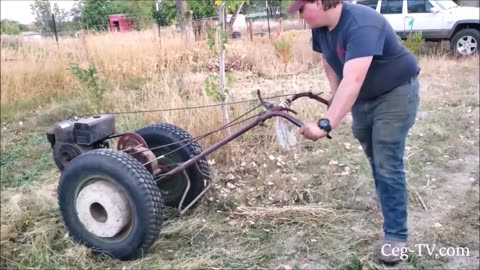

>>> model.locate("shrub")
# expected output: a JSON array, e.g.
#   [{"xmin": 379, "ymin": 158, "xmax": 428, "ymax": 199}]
[
  {"xmin": 398, "ymin": 32, "xmax": 425, "ymax": 55},
  {"xmin": 66, "ymin": 53, "xmax": 107, "ymax": 110},
  {"xmin": 272, "ymin": 33, "xmax": 293, "ymax": 72}
]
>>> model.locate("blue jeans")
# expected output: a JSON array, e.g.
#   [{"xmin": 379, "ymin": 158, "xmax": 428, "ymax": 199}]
[{"xmin": 351, "ymin": 77, "xmax": 420, "ymax": 241}]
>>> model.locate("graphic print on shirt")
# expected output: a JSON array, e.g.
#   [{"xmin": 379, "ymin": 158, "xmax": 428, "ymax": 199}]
[{"xmin": 336, "ymin": 43, "xmax": 345, "ymax": 64}]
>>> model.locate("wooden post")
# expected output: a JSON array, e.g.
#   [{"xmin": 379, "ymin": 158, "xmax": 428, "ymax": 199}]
[
  {"xmin": 248, "ymin": 19, "xmax": 253, "ymax": 41},
  {"xmin": 279, "ymin": 17, "xmax": 283, "ymax": 33},
  {"xmin": 157, "ymin": 23, "xmax": 162, "ymax": 52},
  {"xmin": 266, "ymin": 6, "xmax": 271, "ymax": 38},
  {"xmin": 79, "ymin": 30, "xmax": 89, "ymax": 61}
]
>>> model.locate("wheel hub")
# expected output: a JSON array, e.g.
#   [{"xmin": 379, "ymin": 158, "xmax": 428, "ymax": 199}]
[
  {"xmin": 457, "ymin": 35, "xmax": 477, "ymax": 55},
  {"xmin": 117, "ymin": 132, "xmax": 160, "ymax": 174},
  {"xmin": 76, "ymin": 180, "xmax": 131, "ymax": 238}
]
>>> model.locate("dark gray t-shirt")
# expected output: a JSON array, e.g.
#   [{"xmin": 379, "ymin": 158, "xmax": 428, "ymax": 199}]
[{"xmin": 312, "ymin": 2, "xmax": 420, "ymax": 101}]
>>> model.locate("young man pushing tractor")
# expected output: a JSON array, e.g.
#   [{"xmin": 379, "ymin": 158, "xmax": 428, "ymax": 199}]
[{"xmin": 289, "ymin": 0, "xmax": 421, "ymax": 265}]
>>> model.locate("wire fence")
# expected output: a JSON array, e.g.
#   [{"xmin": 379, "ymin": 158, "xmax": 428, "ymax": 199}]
[{"xmin": 1, "ymin": 12, "xmax": 309, "ymax": 52}]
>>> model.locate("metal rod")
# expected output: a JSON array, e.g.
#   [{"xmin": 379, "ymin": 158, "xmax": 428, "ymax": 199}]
[
  {"xmin": 180, "ymin": 183, "xmax": 212, "ymax": 215},
  {"xmin": 177, "ymin": 170, "xmax": 191, "ymax": 212},
  {"xmin": 156, "ymin": 110, "xmax": 302, "ymax": 182},
  {"xmin": 51, "ymin": 14, "xmax": 59, "ymax": 46}
]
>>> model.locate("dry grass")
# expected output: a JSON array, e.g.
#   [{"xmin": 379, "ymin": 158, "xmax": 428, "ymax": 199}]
[
  {"xmin": 1, "ymin": 27, "xmax": 479, "ymax": 270},
  {"xmin": 1, "ymin": 27, "xmax": 318, "ymax": 103}
]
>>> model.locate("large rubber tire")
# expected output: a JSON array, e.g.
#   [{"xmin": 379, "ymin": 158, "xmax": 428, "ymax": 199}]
[
  {"xmin": 450, "ymin": 29, "xmax": 479, "ymax": 56},
  {"xmin": 57, "ymin": 149, "xmax": 164, "ymax": 260},
  {"xmin": 135, "ymin": 123, "xmax": 211, "ymax": 209}
]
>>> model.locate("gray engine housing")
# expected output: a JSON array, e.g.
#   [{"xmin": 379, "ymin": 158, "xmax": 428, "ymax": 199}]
[{"xmin": 46, "ymin": 114, "xmax": 116, "ymax": 170}]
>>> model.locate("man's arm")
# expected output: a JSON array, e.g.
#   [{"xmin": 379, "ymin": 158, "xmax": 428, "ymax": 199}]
[
  {"xmin": 323, "ymin": 56, "xmax": 373, "ymax": 129},
  {"xmin": 324, "ymin": 24, "xmax": 385, "ymax": 129},
  {"xmin": 321, "ymin": 55, "xmax": 340, "ymax": 103}
]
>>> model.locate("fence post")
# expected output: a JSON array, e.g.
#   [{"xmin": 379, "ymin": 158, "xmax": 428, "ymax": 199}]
[
  {"xmin": 279, "ymin": 17, "xmax": 283, "ymax": 33},
  {"xmin": 157, "ymin": 23, "xmax": 162, "ymax": 53},
  {"xmin": 79, "ymin": 30, "xmax": 89, "ymax": 61},
  {"xmin": 248, "ymin": 19, "xmax": 253, "ymax": 41},
  {"xmin": 266, "ymin": 6, "xmax": 271, "ymax": 38},
  {"xmin": 51, "ymin": 14, "xmax": 59, "ymax": 46}
]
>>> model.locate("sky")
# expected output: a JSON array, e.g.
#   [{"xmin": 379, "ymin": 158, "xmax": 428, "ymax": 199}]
[{"xmin": 1, "ymin": 0, "xmax": 76, "ymax": 24}]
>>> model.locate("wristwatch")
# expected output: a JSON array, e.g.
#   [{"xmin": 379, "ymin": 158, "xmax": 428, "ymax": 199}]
[{"xmin": 317, "ymin": 118, "xmax": 332, "ymax": 139}]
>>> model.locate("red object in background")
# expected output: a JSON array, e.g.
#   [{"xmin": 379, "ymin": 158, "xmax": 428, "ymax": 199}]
[{"xmin": 108, "ymin": 14, "xmax": 135, "ymax": 32}]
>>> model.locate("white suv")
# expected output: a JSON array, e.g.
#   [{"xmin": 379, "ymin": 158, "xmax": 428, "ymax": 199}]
[{"xmin": 352, "ymin": 0, "xmax": 479, "ymax": 56}]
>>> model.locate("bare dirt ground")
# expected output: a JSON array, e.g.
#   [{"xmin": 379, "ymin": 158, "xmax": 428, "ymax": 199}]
[{"xmin": 1, "ymin": 55, "xmax": 479, "ymax": 269}]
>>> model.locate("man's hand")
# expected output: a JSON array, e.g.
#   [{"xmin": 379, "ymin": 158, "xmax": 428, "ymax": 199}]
[{"xmin": 299, "ymin": 122, "xmax": 328, "ymax": 141}]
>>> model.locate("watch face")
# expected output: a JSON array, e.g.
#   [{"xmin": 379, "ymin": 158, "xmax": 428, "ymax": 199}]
[{"xmin": 319, "ymin": 119, "xmax": 329, "ymax": 127}]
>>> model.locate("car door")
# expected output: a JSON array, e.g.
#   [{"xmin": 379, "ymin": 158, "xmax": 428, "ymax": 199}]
[
  {"xmin": 404, "ymin": 0, "xmax": 444, "ymax": 39},
  {"xmin": 355, "ymin": 0, "xmax": 380, "ymax": 10},
  {"xmin": 379, "ymin": 0, "xmax": 406, "ymax": 37}
]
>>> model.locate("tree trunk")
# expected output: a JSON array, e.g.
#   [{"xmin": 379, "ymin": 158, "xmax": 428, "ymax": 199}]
[
  {"xmin": 176, "ymin": 0, "xmax": 187, "ymax": 32},
  {"xmin": 217, "ymin": 3, "xmax": 230, "ymax": 135},
  {"xmin": 226, "ymin": 1, "xmax": 244, "ymax": 36}
]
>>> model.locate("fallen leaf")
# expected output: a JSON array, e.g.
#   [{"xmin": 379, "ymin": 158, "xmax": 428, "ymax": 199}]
[
  {"xmin": 226, "ymin": 173, "xmax": 235, "ymax": 180},
  {"xmin": 329, "ymin": 160, "xmax": 338, "ymax": 166}
]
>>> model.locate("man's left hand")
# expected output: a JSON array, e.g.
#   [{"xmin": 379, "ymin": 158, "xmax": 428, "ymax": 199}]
[{"xmin": 299, "ymin": 121, "xmax": 328, "ymax": 141}]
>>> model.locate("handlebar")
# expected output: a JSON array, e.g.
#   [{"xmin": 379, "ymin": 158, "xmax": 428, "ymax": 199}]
[{"xmin": 256, "ymin": 90, "xmax": 332, "ymax": 139}]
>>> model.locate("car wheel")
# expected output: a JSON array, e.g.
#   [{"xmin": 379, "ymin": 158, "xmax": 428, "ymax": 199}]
[
  {"xmin": 57, "ymin": 149, "xmax": 164, "ymax": 260},
  {"xmin": 451, "ymin": 29, "xmax": 479, "ymax": 56}
]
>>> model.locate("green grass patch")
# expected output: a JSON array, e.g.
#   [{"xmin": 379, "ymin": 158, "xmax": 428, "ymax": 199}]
[{"xmin": 1, "ymin": 134, "xmax": 54, "ymax": 188}]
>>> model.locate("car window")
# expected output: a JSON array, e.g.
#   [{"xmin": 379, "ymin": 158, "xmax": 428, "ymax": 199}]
[
  {"xmin": 357, "ymin": 0, "xmax": 378, "ymax": 10},
  {"xmin": 380, "ymin": 0, "xmax": 403, "ymax": 14},
  {"xmin": 407, "ymin": 0, "xmax": 433, "ymax": 13}
]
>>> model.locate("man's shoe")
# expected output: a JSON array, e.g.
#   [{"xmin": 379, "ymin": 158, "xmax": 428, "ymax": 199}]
[{"xmin": 374, "ymin": 239, "xmax": 408, "ymax": 265}]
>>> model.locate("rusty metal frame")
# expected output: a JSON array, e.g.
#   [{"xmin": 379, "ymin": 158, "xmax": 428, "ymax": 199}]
[{"xmin": 155, "ymin": 90, "xmax": 330, "ymax": 204}]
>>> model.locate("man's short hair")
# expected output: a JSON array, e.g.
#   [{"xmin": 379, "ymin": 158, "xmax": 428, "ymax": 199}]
[{"xmin": 321, "ymin": 0, "xmax": 343, "ymax": 11}]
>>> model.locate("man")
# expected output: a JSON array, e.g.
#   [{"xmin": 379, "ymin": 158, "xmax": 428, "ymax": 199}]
[{"xmin": 288, "ymin": 0, "xmax": 420, "ymax": 265}]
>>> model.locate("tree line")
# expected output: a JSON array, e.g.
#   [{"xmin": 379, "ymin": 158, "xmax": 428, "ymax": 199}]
[{"xmin": 0, "ymin": 0, "xmax": 286, "ymax": 37}]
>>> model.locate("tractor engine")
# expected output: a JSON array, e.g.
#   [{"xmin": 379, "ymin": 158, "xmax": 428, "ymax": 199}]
[{"xmin": 46, "ymin": 114, "xmax": 116, "ymax": 170}]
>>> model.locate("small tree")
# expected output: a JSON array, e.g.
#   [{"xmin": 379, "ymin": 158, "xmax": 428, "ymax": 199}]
[
  {"xmin": 30, "ymin": 0, "xmax": 53, "ymax": 34},
  {"xmin": 0, "ymin": 20, "xmax": 21, "ymax": 35}
]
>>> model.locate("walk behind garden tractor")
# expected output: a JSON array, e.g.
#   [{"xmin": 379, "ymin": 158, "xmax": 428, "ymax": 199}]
[{"xmin": 45, "ymin": 91, "xmax": 329, "ymax": 260}]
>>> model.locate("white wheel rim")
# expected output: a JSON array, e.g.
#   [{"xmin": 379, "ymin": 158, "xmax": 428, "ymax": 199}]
[
  {"xmin": 456, "ymin": 35, "xmax": 478, "ymax": 55},
  {"xmin": 75, "ymin": 180, "xmax": 131, "ymax": 238}
]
